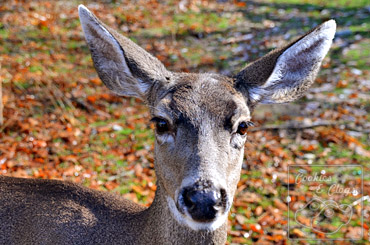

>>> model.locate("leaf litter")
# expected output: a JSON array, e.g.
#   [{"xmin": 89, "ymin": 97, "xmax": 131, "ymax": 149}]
[{"xmin": 0, "ymin": 0, "xmax": 369, "ymax": 243}]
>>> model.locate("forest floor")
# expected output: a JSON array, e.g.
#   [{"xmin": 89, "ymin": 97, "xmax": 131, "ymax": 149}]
[{"xmin": 1, "ymin": 0, "xmax": 369, "ymax": 243}]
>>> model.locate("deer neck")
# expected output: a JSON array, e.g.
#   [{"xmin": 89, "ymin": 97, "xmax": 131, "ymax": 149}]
[{"xmin": 136, "ymin": 182, "xmax": 228, "ymax": 245}]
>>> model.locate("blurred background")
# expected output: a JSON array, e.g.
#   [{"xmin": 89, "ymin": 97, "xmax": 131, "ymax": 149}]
[{"xmin": 0, "ymin": 0, "xmax": 369, "ymax": 243}]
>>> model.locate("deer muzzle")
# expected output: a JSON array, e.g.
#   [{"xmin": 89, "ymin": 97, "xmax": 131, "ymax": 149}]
[{"xmin": 178, "ymin": 180, "xmax": 228, "ymax": 222}]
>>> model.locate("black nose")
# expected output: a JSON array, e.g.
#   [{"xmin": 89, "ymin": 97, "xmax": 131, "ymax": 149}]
[{"xmin": 181, "ymin": 184, "xmax": 226, "ymax": 222}]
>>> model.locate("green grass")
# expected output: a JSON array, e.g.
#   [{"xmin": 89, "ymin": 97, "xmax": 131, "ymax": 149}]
[
  {"xmin": 0, "ymin": 28, "xmax": 9, "ymax": 39},
  {"xmin": 341, "ymin": 40, "xmax": 370, "ymax": 70},
  {"xmin": 173, "ymin": 11, "xmax": 232, "ymax": 34},
  {"xmin": 265, "ymin": 0, "xmax": 369, "ymax": 8},
  {"xmin": 134, "ymin": 10, "xmax": 239, "ymax": 37}
]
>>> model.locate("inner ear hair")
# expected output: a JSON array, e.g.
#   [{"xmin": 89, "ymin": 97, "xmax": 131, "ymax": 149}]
[
  {"xmin": 78, "ymin": 5, "xmax": 171, "ymax": 102},
  {"xmin": 235, "ymin": 20, "xmax": 336, "ymax": 105}
]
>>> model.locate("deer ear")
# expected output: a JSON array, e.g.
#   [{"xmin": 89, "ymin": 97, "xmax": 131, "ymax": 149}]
[
  {"xmin": 78, "ymin": 5, "xmax": 171, "ymax": 101},
  {"xmin": 235, "ymin": 20, "xmax": 336, "ymax": 105}
]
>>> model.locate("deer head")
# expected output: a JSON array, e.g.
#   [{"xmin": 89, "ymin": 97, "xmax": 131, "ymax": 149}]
[{"xmin": 79, "ymin": 5, "xmax": 335, "ymax": 231}]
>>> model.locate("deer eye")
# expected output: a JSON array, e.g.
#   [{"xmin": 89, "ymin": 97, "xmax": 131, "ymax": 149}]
[
  {"xmin": 151, "ymin": 118, "xmax": 170, "ymax": 134},
  {"xmin": 236, "ymin": 121, "xmax": 253, "ymax": 135}
]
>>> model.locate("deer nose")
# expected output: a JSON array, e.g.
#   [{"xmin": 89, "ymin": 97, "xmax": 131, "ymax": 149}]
[{"xmin": 181, "ymin": 185, "xmax": 226, "ymax": 222}]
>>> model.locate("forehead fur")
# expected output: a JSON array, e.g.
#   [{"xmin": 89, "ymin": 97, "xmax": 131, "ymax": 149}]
[{"xmin": 154, "ymin": 73, "xmax": 247, "ymax": 127}]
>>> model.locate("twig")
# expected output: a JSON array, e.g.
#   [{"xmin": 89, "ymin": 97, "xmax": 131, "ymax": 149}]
[
  {"xmin": 71, "ymin": 96, "xmax": 110, "ymax": 118},
  {"xmin": 345, "ymin": 125, "xmax": 370, "ymax": 134},
  {"xmin": 50, "ymin": 83, "xmax": 75, "ymax": 110},
  {"xmin": 249, "ymin": 120, "xmax": 370, "ymax": 133}
]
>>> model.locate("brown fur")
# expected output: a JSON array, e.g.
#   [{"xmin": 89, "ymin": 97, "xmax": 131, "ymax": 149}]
[{"xmin": 0, "ymin": 176, "xmax": 226, "ymax": 244}]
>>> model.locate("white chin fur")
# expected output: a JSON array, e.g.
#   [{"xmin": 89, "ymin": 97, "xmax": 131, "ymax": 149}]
[{"xmin": 166, "ymin": 196, "xmax": 228, "ymax": 231}]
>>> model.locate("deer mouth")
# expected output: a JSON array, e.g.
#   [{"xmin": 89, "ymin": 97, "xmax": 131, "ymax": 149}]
[{"xmin": 166, "ymin": 195, "xmax": 229, "ymax": 231}]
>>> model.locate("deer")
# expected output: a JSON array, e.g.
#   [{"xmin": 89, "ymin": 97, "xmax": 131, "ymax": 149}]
[{"xmin": 0, "ymin": 5, "xmax": 336, "ymax": 245}]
